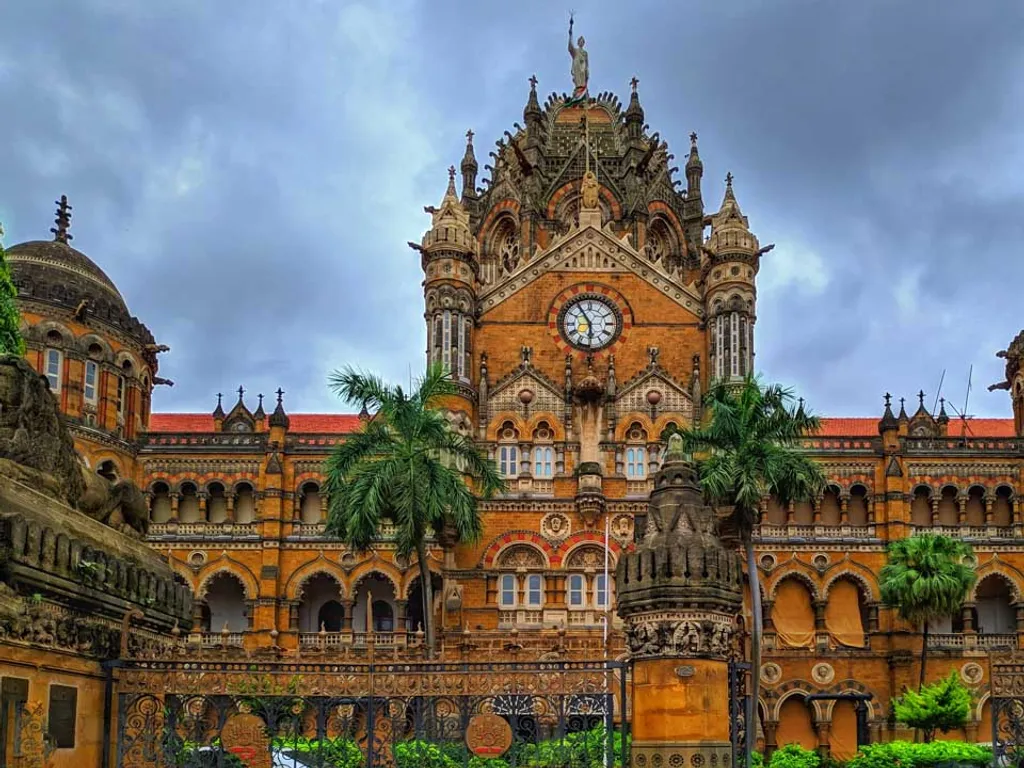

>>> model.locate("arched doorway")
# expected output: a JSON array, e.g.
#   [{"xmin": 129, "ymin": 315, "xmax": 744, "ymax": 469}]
[
  {"xmin": 298, "ymin": 573, "xmax": 344, "ymax": 632},
  {"xmin": 352, "ymin": 574, "xmax": 397, "ymax": 641},
  {"xmin": 406, "ymin": 573, "xmax": 443, "ymax": 634}
]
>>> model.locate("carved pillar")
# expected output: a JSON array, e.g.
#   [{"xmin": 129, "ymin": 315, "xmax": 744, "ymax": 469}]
[
  {"xmin": 930, "ymin": 498, "xmax": 940, "ymax": 525},
  {"xmin": 245, "ymin": 600, "xmax": 255, "ymax": 631},
  {"xmin": 815, "ymin": 722, "xmax": 831, "ymax": 760},
  {"xmin": 225, "ymin": 496, "xmax": 235, "ymax": 522},
  {"xmin": 395, "ymin": 599, "xmax": 408, "ymax": 634},
  {"xmin": 762, "ymin": 600, "xmax": 775, "ymax": 631},
  {"xmin": 812, "ymin": 497, "xmax": 822, "ymax": 523},
  {"xmin": 839, "ymin": 495, "xmax": 850, "ymax": 524},
  {"xmin": 961, "ymin": 603, "xmax": 976, "ymax": 633},
  {"xmin": 868, "ymin": 497, "xmax": 879, "ymax": 524},
  {"xmin": 197, "ymin": 492, "xmax": 209, "ymax": 523},
  {"xmin": 342, "ymin": 600, "xmax": 356, "ymax": 632},
  {"xmin": 319, "ymin": 495, "xmax": 328, "ymax": 523},
  {"xmin": 617, "ymin": 438, "xmax": 744, "ymax": 767},
  {"xmin": 288, "ymin": 602, "xmax": 299, "ymax": 631},
  {"xmin": 813, "ymin": 600, "xmax": 827, "ymax": 630},
  {"xmin": 957, "ymin": 496, "xmax": 967, "ymax": 525},
  {"xmin": 292, "ymin": 496, "xmax": 302, "ymax": 521},
  {"xmin": 785, "ymin": 501, "xmax": 795, "ymax": 524},
  {"xmin": 170, "ymin": 495, "xmax": 180, "ymax": 522},
  {"xmin": 867, "ymin": 604, "xmax": 880, "ymax": 633},
  {"xmin": 763, "ymin": 721, "xmax": 779, "ymax": 762},
  {"xmin": 985, "ymin": 496, "xmax": 995, "ymax": 525}
]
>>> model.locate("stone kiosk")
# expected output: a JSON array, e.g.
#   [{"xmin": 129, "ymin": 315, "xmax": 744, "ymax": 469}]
[{"xmin": 617, "ymin": 435, "xmax": 744, "ymax": 766}]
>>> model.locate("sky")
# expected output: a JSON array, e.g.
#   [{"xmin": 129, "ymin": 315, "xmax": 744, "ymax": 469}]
[{"xmin": 1, "ymin": 0, "xmax": 1023, "ymax": 419}]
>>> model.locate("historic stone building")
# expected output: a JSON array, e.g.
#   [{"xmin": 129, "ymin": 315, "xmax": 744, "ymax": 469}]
[{"xmin": 6, "ymin": 59, "xmax": 1024, "ymax": 763}]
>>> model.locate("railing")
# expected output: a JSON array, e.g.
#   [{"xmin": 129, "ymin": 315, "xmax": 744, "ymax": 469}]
[
  {"xmin": 298, "ymin": 630, "xmax": 414, "ymax": 650},
  {"xmin": 978, "ymin": 634, "xmax": 1017, "ymax": 650},
  {"xmin": 928, "ymin": 633, "xmax": 1018, "ymax": 650},
  {"xmin": 904, "ymin": 437, "xmax": 1024, "ymax": 454},
  {"xmin": 142, "ymin": 432, "xmax": 267, "ymax": 448},
  {"xmin": 626, "ymin": 480, "xmax": 653, "ymax": 497},
  {"xmin": 148, "ymin": 522, "xmax": 259, "ymax": 537},
  {"xmin": 197, "ymin": 632, "xmax": 244, "ymax": 648},
  {"xmin": 927, "ymin": 634, "xmax": 965, "ymax": 649},
  {"xmin": 912, "ymin": 524, "xmax": 1018, "ymax": 540},
  {"xmin": 498, "ymin": 610, "xmax": 544, "ymax": 627},
  {"xmin": 756, "ymin": 524, "xmax": 877, "ymax": 540}
]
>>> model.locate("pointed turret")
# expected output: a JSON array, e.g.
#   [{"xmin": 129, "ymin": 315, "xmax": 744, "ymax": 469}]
[
  {"xmin": 703, "ymin": 174, "xmax": 771, "ymax": 383},
  {"xmin": 625, "ymin": 77, "xmax": 644, "ymax": 141},
  {"xmin": 937, "ymin": 397, "xmax": 950, "ymax": 435},
  {"xmin": 212, "ymin": 392, "xmax": 225, "ymax": 431},
  {"xmin": 268, "ymin": 388, "xmax": 290, "ymax": 429},
  {"xmin": 878, "ymin": 393, "xmax": 898, "ymax": 434},
  {"xmin": 686, "ymin": 132, "xmax": 703, "ymax": 197},
  {"xmin": 254, "ymin": 393, "xmax": 266, "ymax": 421},
  {"xmin": 221, "ymin": 386, "xmax": 255, "ymax": 433},
  {"xmin": 524, "ymin": 74, "xmax": 544, "ymax": 145},
  {"xmin": 460, "ymin": 130, "xmax": 478, "ymax": 201}
]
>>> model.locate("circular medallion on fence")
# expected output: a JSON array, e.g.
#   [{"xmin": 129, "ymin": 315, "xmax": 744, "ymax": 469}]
[
  {"xmin": 466, "ymin": 713, "xmax": 513, "ymax": 757},
  {"xmin": 220, "ymin": 713, "xmax": 271, "ymax": 768}
]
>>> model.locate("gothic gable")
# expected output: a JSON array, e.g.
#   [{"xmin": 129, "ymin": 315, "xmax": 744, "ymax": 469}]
[
  {"xmin": 477, "ymin": 221, "xmax": 702, "ymax": 316},
  {"xmin": 615, "ymin": 367, "xmax": 693, "ymax": 424},
  {"xmin": 488, "ymin": 361, "xmax": 565, "ymax": 419}
]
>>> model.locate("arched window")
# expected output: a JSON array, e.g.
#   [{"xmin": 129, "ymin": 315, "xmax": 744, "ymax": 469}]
[
  {"xmin": 776, "ymin": 695, "xmax": 817, "ymax": 751},
  {"xmin": 771, "ymin": 578, "xmax": 816, "ymax": 649},
  {"xmin": 644, "ymin": 217, "xmax": 674, "ymax": 264},
  {"xmin": 495, "ymin": 218, "xmax": 520, "ymax": 275},
  {"xmin": 765, "ymin": 495, "xmax": 787, "ymax": 526},
  {"xmin": 298, "ymin": 573, "xmax": 343, "ymax": 632},
  {"xmin": 937, "ymin": 486, "xmax": 958, "ymax": 527},
  {"xmin": 83, "ymin": 349, "xmax": 99, "ymax": 406},
  {"xmin": 848, "ymin": 485, "xmax": 869, "ymax": 527},
  {"xmin": 178, "ymin": 482, "xmax": 201, "ymax": 523},
  {"xmin": 300, "ymin": 482, "xmax": 322, "ymax": 524},
  {"xmin": 202, "ymin": 573, "xmax": 247, "ymax": 633},
  {"xmin": 819, "ymin": 487, "xmax": 841, "ymax": 526},
  {"xmin": 150, "ymin": 481, "xmax": 172, "ymax": 524},
  {"xmin": 594, "ymin": 573, "xmax": 608, "ymax": 609},
  {"xmin": 207, "ymin": 482, "xmax": 228, "ymax": 524},
  {"xmin": 825, "ymin": 577, "xmax": 869, "ymax": 648},
  {"xmin": 44, "ymin": 346, "xmax": 63, "ymax": 393},
  {"xmin": 625, "ymin": 423, "xmax": 647, "ymax": 479},
  {"xmin": 497, "ymin": 422, "xmax": 519, "ymax": 478},
  {"xmin": 234, "ymin": 483, "xmax": 256, "ymax": 524},
  {"xmin": 430, "ymin": 310, "xmax": 472, "ymax": 381},
  {"xmin": 372, "ymin": 600, "xmax": 394, "ymax": 632},
  {"xmin": 993, "ymin": 486, "xmax": 1014, "ymax": 527},
  {"xmin": 976, "ymin": 576, "xmax": 1016, "ymax": 635},
  {"xmin": 911, "ymin": 487, "xmax": 932, "ymax": 527},
  {"xmin": 533, "ymin": 446, "xmax": 553, "ymax": 478},
  {"xmin": 965, "ymin": 486, "xmax": 986, "ymax": 527}
]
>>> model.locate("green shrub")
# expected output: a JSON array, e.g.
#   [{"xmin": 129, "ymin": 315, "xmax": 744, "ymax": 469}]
[
  {"xmin": 845, "ymin": 740, "xmax": 993, "ymax": 768},
  {"xmin": 767, "ymin": 744, "xmax": 819, "ymax": 768},
  {"xmin": 892, "ymin": 672, "xmax": 972, "ymax": 742}
]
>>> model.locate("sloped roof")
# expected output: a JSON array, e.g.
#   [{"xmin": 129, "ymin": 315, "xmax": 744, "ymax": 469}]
[
  {"xmin": 816, "ymin": 417, "xmax": 1015, "ymax": 438},
  {"xmin": 147, "ymin": 413, "xmax": 363, "ymax": 433}
]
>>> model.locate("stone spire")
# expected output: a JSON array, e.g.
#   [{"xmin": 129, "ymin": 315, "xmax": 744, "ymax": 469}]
[
  {"xmin": 625, "ymin": 76, "xmax": 644, "ymax": 141},
  {"xmin": 417, "ymin": 166, "xmax": 475, "ymax": 257},
  {"xmin": 460, "ymin": 129, "xmax": 478, "ymax": 200},
  {"xmin": 212, "ymin": 392, "xmax": 225, "ymax": 420},
  {"xmin": 524, "ymin": 74, "xmax": 544, "ymax": 141},
  {"xmin": 268, "ymin": 388, "xmax": 290, "ymax": 429},
  {"xmin": 878, "ymin": 393, "xmax": 898, "ymax": 433},
  {"xmin": 253, "ymin": 393, "xmax": 266, "ymax": 420},
  {"xmin": 706, "ymin": 173, "xmax": 759, "ymax": 257},
  {"xmin": 50, "ymin": 195, "xmax": 73, "ymax": 244},
  {"xmin": 685, "ymin": 132, "xmax": 703, "ymax": 196}
]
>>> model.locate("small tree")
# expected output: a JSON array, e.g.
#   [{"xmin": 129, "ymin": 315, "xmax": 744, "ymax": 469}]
[
  {"xmin": 879, "ymin": 534, "xmax": 976, "ymax": 689},
  {"xmin": 323, "ymin": 362, "xmax": 505, "ymax": 657},
  {"xmin": 0, "ymin": 224, "xmax": 25, "ymax": 356},
  {"xmin": 892, "ymin": 671, "xmax": 971, "ymax": 742},
  {"xmin": 680, "ymin": 375, "xmax": 826, "ymax": 768}
]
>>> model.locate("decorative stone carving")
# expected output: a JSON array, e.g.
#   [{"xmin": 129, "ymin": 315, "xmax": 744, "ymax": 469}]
[
  {"xmin": 610, "ymin": 513, "xmax": 633, "ymax": 543},
  {"xmin": 565, "ymin": 545, "xmax": 606, "ymax": 570},
  {"xmin": 761, "ymin": 662, "xmax": 783, "ymax": 685},
  {"xmin": 221, "ymin": 713, "xmax": 271, "ymax": 768},
  {"xmin": 541, "ymin": 512, "xmax": 570, "ymax": 540},
  {"xmin": 811, "ymin": 662, "xmax": 835, "ymax": 685},
  {"xmin": 497, "ymin": 544, "xmax": 545, "ymax": 569},
  {"xmin": 617, "ymin": 434, "xmax": 744, "ymax": 661},
  {"xmin": 961, "ymin": 662, "xmax": 984, "ymax": 685}
]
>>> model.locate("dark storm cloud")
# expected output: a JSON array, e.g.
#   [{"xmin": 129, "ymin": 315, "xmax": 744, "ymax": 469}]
[{"xmin": 1, "ymin": 1, "xmax": 1022, "ymax": 418}]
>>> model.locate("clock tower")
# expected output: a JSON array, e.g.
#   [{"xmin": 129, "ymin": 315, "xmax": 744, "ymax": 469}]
[{"xmin": 415, "ymin": 47, "xmax": 765, "ymax": 633}]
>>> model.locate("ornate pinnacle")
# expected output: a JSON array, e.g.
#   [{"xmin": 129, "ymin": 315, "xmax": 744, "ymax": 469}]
[
  {"xmin": 529, "ymin": 74, "xmax": 538, "ymax": 90},
  {"xmin": 276, "ymin": 387, "xmax": 284, "ymax": 404},
  {"xmin": 690, "ymin": 132, "xmax": 698, "ymax": 146},
  {"xmin": 630, "ymin": 76, "xmax": 639, "ymax": 93},
  {"xmin": 884, "ymin": 392, "xmax": 892, "ymax": 407},
  {"xmin": 465, "ymin": 129, "xmax": 474, "ymax": 145},
  {"xmin": 51, "ymin": 195, "xmax": 73, "ymax": 244},
  {"xmin": 237, "ymin": 385, "xmax": 245, "ymax": 401},
  {"xmin": 725, "ymin": 172, "xmax": 734, "ymax": 187},
  {"xmin": 918, "ymin": 390, "xmax": 926, "ymax": 407}
]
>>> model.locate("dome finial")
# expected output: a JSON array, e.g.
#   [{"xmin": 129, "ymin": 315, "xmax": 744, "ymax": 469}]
[
  {"xmin": 51, "ymin": 195, "xmax": 73, "ymax": 244},
  {"xmin": 446, "ymin": 165, "xmax": 457, "ymax": 199}
]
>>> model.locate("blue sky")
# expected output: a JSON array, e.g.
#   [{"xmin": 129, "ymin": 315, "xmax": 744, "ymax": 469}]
[{"xmin": 1, "ymin": 1, "xmax": 1022, "ymax": 418}]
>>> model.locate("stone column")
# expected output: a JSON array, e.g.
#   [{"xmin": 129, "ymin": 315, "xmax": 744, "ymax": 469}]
[{"xmin": 617, "ymin": 436, "xmax": 744, "ymax": 767}]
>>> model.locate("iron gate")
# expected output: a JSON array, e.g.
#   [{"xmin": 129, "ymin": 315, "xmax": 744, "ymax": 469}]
[
  {"xmin": 992, "ymin": 653, "xmax": 1024, "ymax": 767},
  {"xmin": 114, "ymin": 658, "xmax": 629, "ymax": 767}
]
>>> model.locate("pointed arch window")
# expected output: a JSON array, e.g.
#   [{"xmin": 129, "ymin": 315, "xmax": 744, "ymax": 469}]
[
  {"xmin": 498, "ymin": 423, "xmax": 519, "ymax": 478},
  {"xmin": 45, "ymin": 348, "xmax": 63, "ymax": 392},
  {"xmin": 84, "ymin": 361, "xmax": 98, "ymax": 405}
]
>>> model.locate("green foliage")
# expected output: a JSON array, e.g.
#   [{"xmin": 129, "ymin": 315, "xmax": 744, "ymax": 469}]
[
  {"xmin": 323, "ymin": 362, "xmax": 505, "ymax": 653},
  {"xmin": 844, "ymin": 740, "xmax": 993, "ymax": 768},
  {"xmin": 0, "ymin": 225, "xmax": 24, "ymax": 357},
  {"xmin": 273, "ymin": 735, "xmax": 363, "ymax": 768},
  {"xmin": 766, "ymin": 744, "xmax": 819, "ymax": 768},
  {"xmin": 892, "ymin": 672, "xmax": 972, "ymax": 742},
  {"xmin": 680, "ymin": 375, "xmax": 827, "ymax": 540},
  {"xmin": 392, "ymin": 726, "xmax": 627, "ymax": 768},
  {"xmin": 749, "ymin": 751, "xmax": 765, "ymax": 768},
  {"xmin": 879, "ymin": 533, "xmax": 976, "ymax": 686}
]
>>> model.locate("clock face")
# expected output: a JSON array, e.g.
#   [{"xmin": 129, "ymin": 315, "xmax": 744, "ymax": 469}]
[{"xmin": 561, "ymin": 295, "xmax": 621, "ymax": 350}]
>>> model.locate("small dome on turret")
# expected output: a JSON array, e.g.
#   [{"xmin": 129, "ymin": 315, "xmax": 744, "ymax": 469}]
[{"xmin": 705, "ymin": 173, "xmax": 760, "ymax": 256}]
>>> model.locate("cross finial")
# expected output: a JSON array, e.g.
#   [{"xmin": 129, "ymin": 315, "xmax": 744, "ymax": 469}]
[
  {"xmin": 884, "ymin": 393, "xmax": 891, "ymax": 407},
  {"xmin": 276, "ymin": 388, "xmax": 284, "ymax": 404},
  {"xmin": 918, "ymin": 390, "xmax": 925, "ymax": 406},
  {"xmin": 529, "ymin": 74, "xmax": 538, "ymax": 89},
  {"xmin": 725, "ymin": 172, "xmax": 734, "ymax": 187},
  {"xmin": 51, "ymin": 194, "xmax": 73, "ymax": 243},
  {"xmin": 690, "ymin": 132, "xmax": 698, "ymax": 145},
  {"xmin": 448, "ymin": 165, "xmax": 456, "ymax": 181},
  {"xmin": 257, "ymin": 393, "xmax": 264, "ymax": 407},
  {"xmin": 900, "ymin": 397, "xmax": 905, "ymax": 408},
  {"xmin": 466, "ymin": 129, "xmax": 474, "ymax": 144},
  {"xmin": 216, "ymin": 392, "xmax": 223, "ymax": 407},
  {"xmin": 237, "ymin": 385, "xmax": 245, "ymax": 401},
  {"xmin": 630, "ymin": 76, "xmax": 639, "ymax": 93}
]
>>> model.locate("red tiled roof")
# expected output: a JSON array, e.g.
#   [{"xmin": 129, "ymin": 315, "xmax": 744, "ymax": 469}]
[
  {"xmin": 816, "ymin": 417, "xmax": 1015, "ymax": 438},
  {"xmin": 146, "ymin": 413, "xmax": 1016, "ymax": 438},
  {"xmin": 147, "ymin": 413, "xmax": 363, "ymax": 433}
]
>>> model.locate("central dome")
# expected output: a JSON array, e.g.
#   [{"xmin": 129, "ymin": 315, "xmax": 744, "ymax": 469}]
[{"xmin": 7, "ymin": 239, "xmax": 129, "ymax": 314}]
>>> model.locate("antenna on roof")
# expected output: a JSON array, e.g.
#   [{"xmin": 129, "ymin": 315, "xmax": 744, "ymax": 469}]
[{"xmin": 931, "ymin": 369, "xmax": 945, "ymax": 417}]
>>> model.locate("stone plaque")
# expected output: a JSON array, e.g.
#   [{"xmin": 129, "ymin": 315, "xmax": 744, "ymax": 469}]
[
  {"xmin": 220, "ymin": 713, "xmax": 271, "ymax": 768},
  {"xmin": 675, "ymin": 665, "xmax": 695, "ymax": 678},
  {"xmin": 466, "ymin": 713, "xmax": 513, "ymax": 757}
]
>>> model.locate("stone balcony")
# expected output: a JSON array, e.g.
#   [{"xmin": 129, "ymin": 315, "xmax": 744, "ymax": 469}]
[
  {"xmin": 755, "ymin": 524, "xmax": 878, "ymax": 542},
  {"xmin": 927, "ymin": 633, "xmax": 1018, "ymax": 651}
]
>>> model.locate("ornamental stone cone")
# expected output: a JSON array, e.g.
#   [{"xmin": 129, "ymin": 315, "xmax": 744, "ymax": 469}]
[{"xmin": 616, "ymin": 434, "xmax": 745, "ymax": 766}]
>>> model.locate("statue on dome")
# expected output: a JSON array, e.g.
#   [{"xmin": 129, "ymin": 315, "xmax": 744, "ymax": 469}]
[{"xmin": 566, "ymin": 14, "xmax": 589, "ymax": 106}]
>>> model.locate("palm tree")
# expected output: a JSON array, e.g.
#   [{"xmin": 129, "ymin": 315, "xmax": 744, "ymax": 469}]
[
  {"xmin": 879, "ymin": 533, "xmax": 976, "ymax": 689},
  {"xmin": 680, "ymin": 375, "xmax": 825, "ymax": 767},
  {"xmin": 323, "ymin": 362, "xmax": 505, "ymax": 657}
]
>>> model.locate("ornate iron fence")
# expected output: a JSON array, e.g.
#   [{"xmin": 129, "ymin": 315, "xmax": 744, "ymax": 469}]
[
  {"xmin": 729, "ymin": 661, "xmax": 751, "ymax": 768},
  {"xmin": 114, "ymin": 658, "xmax": 629, "ymax": 768},
  {"xmin": 992, "ymin": 653, "xmax": 1024, "ymax": 767}
]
